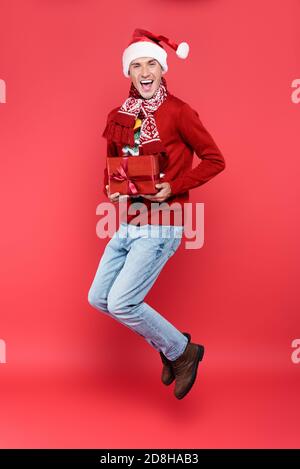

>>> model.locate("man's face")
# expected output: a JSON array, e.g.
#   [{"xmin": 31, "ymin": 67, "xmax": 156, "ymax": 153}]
[{"xmin": 129, "ymin": 57, "xmax": 162, "ymax": 99}]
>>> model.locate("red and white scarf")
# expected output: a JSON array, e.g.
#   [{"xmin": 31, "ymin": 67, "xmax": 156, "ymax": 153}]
[{"xmin": 102, "ymin": 76, "xmax": 169, "ymax": 155}]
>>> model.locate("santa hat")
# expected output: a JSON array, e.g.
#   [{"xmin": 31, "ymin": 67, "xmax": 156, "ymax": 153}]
[{"xmin": 122, "ymin": 28, "xmax": 189, "ymax": 78}]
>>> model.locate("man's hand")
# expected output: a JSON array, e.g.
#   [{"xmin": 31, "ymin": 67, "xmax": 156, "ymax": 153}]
[
  {"xmin": 140, "ymin": 182, "xmax": 172, "ymax": 202},
  {"xmin": 105, "ymin": 185, "xmax": 129, "ymax": 203}
]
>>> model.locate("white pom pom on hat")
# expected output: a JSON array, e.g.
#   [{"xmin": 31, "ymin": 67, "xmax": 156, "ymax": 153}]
[
  {"xmin": 122, "ymin": 28, "xmax": 190, "ymax": 77},
  {"xmin": 176, "ymin": 42, "xmax": 189, "ymax": 59}
]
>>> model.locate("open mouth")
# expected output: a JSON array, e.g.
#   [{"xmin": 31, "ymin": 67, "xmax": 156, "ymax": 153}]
[{"xmin": 140, "ymin": 80, "xmax": 154, "ymax": 92}]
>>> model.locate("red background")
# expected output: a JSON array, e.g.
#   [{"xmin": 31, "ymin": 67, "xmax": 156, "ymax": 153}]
[{"xmin": 1, "ymin": 0, "xmax": 300, "ymax": 448}]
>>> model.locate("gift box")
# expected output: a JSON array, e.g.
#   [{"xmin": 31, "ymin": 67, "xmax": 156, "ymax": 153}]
[{"xmin": 107, "ymin": 154, "xmax": 161, "ymax": 195}]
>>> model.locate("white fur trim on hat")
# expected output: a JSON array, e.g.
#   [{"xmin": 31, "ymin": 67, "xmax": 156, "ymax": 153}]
[{"xmin": 122, "ymin": 41, "xmax": 168, "ymax": 78}]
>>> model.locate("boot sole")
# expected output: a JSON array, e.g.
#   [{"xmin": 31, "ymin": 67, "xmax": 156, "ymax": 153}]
[{"xmin": 175, "ymin": 344, "xmax": 205, "ymax": 400}]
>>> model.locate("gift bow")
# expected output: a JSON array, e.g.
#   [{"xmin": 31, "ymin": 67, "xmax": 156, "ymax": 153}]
[
  {"xmin": 110, "ymin": 159, "xmax": 138, "ymax": 195},
  {"xmin": 109, "ymin": 158, "xmax": 159, "ymax": 196}
]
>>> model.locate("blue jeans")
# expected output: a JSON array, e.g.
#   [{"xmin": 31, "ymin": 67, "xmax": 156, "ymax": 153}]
[{"xmin": 88, "ymin": 222, "xmax": 188, "ymax": 360}]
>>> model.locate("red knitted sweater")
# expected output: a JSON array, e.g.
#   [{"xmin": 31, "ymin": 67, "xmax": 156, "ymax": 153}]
[{"xmin": 103, "ymin": 92, "xmax": 225, "ymax": 226}]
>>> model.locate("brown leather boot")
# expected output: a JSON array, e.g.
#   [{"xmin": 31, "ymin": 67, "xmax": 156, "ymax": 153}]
[
  {"xmin": 159, "ymin": 332, "xmax": 191, "ymax": 386},
  {"xmin": 171, "ymin": 341, "xmax": 205, "ymax": 400}
]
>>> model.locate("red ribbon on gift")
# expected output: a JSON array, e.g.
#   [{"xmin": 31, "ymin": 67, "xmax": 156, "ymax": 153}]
[{"xmin": 109, "ymin": 157, "xmax": 159, "ymax": 195}]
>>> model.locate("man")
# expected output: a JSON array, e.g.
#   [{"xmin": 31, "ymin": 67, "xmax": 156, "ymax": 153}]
[{"xmin": 88, "ymin": 29, "xmax": 225, "ymax": 400}]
